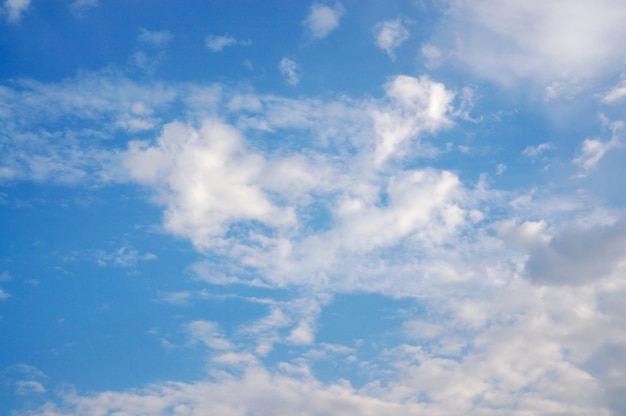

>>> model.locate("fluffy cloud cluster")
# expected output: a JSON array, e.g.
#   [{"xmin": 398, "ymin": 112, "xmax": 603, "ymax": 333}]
[
  {"xmin": 437, "ymin": 0, "xmax": 626, "ymax": 86},
  {"xmin": 303, "ymin": 2, "xmax": 345, "ymax": 39},
  {"xmin": 4, "ymin": 65, "xmax": 626, "ymax": 415}
]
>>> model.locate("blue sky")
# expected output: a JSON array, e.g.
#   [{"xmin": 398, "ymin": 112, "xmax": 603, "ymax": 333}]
[{"xmin": 2, "ymin": 0, "xmax": 626, "ymax": 414}]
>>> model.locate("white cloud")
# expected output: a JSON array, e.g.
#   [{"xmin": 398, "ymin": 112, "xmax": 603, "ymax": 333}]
[
  {"xmin": 205, "ymin": 35, "xmax": 249, "ymax": 52},
  {"xmin": 32, "ymin": 367, "xmax": 424, "ymax": 416},
  {"xmin": 187, "ymin": 321, "xmax": 233, "ymax": 350},
  {"xmin": 0, "ymin": 288, "xmax": 9, "ymax": 300},
  {"xmin": 331, "ymin": 169, "xmax": 466, "ymax": 251},
  {"xmin": 4, "ymin": 52, "xmax": 626, "ymax": 416},
  {"xmin": 94, "ymin": 246, "xmax": 157, "ymax": 268},
  {"xmin": 573, "ymin": 136, "xmax": 621, "ymax": 172},
  {"xmin": 438, "ymin": 0, "xmax": 626, "ymax": 86},
  {"xmin": 157, "ymin": 291, "xmax": 192, "ymax": 306},
  {"xmin": 15, "ymin": 380, "xmax": 46, "ymax": 395},
  {"xmin": 278, "ymin": 57, "xmax": 301, "ymax": 86},
  {"xmin": 138, "ymin": 28, "xmax": 173, "ymax": 47},
  {"xmin": 522, "ymin": 142, "xmax": 553, "ymax": 158},
  {"xmin": 603, "ymin": 78, "xmax": 626, "ymax": 103},
  {"xmin": 0, "ymin": 72, "xmax": 177, "ymax": 184},
  {"xmin": 371, "ymin": 75, "xmax": 455, "ymax": 165},
  {"xmin": 373, "ymin": 19, "xmax": 409, "ymax": 61},
  {"xmin": 3, "ymin": 0, "xmax": 31, "ymax": 23},
  {"xmin": 123, "ymin": 119, "xmax": 297, "ymax": 250},
  {"xmin": 303, "ymin": 2, "xmax": 345, "ymax": 39},
  {"xmin": 496, "ymin": 218, "xmax": 550, "ymax": 250},
  {"xmin": 496, "ymin": 163, "xmax": 506, "ymax": 174}
]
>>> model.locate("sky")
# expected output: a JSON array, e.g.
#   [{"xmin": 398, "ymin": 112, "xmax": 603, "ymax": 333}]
[{"xmin": 1, "ymin": 0, "xmax": 626, "ymax": 414}]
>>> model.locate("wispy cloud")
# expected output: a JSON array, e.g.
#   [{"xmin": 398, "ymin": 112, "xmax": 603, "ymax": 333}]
[
  {"xmin": 573, "ymin": 121, "xmax": 623, "ymax": 173},
  {"xmin": 278, "ymin": 57, "xmax": 302, "ymax": 86},
  {"xmin": 187, "ymin": 321, "xmax": 233, "ymax": 350},
  {"xmin": 205, "ymin": 35, "xmax": 250, "ymax": 52},
  {"xmin": 94, "ymin": 246, "xmax": 157, "ymax": 268},
  {"xmin": 602, "ymin": 78, "xmax": 626, "ymax": 103},
  {"xmin": 3, "ymin": 0, "xmax": 31, "ymax": 23},
  {"xmin": 522, "ymin": 142, "xmax": 553, "ymax": 158},
  {"xmin": 138, "ymin": 28, "xmax": 173, "ymax": 48}
]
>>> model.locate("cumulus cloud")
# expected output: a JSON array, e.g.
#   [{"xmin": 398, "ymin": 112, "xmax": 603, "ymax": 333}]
[
  {"xmin": 303, "ymin": 2, "xmax": 345, "ymax": 39},
  {"xmin": 123, "ymin": 119, "xmax": 296, "ymax": 250},
  {"xmin": 437, "ymin": 0, "xmax": 626, "ymax": 86},
  {"xmin": 5, "ymin": 54, "xmax": 626, "ymax": 416},
  {"xmin": 525, "ymin": 217, "xmax": 626, "ymax": 285},
  {"xmin": 373, "ymin": 18, "xmax": 410, "ymax": 61},
  {"xmin": 3, "ymin": 0, "xmax": 30, "ymax": 23},
  {"xmin": 278, "ymin": 57, "xmax": 302, "ymax": 86},
  {"xmin": 205, "ymin": 35, "xmax": 249, "ymax": 52},
  {"xmin": 371, "ymin": 75, "xmax": 455, "ymax": 164}
]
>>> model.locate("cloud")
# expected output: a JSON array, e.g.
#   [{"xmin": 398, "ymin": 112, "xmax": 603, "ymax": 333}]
[
  {"xmin": 603, "ymin": 78, "xmax": 626, "ymax": 103},
  {"xmin": 373, "ymin": 18, "xmax": 410, "ymax": 61},
  {"xmin": 94, "ymin": 246, "xmax": 157, "ymax": 268},
  {"xmin": 371, "ymin": 75, "xmax": 455, "ymax": 164},
  {"xmin": 156, "ymin": 291, "xmax": 192, "ymax": 306},
  {"xmin": 573, "ymin": 137, "xmax": 619, "ymax": 171},
  {"xmin": 0, "ymin": 288, "xmax": 9, "ymax": 300},
  {"xmin": 5, "ymin": 52, "xmax": 626, "ymax": 416},
  {"xmin": 205, "ymin": 35, "xmax": 249, "ymax": 52},
  {"xmin": 30, "ymin": 367, "xmax": 424, "ymax": 416},
  {"xmin": 0, "ymin": 72, "xmax": 177, "ymax": 184},
  {"xmin": 187, "ymin": 321, "xmax": 233, "ymax": 350},
  {"xmin": 525, "ymin": 216, "xmax": 626, "ymax": 285},
  {"xmin": 303, "ymin": 2, "xmax": 345, "ymax": 39},
  {"xmin": 522, "ymin": 142, "xmax": 553, "ymax": 158},
  {"xmin": 437, "ymin": 0, "xmax": 626, "ymax": 86},
  {"xmin": 138, "ymin": 28, "xmax": 173, "ymax": 48},
  {"xmin": 15, "ymin": 380, "xmax": 46, "ymax": 395},
  {"xmin": 421, "ymin": 43, "xmax": 443, "ymax": 69},
  {"xmin": 3, "ymin": 0, "xmax": 31, "ymax": 23},
  {"xmin": 123, "ymin": 119, "xmax": 296, "ymax": 250},
  {"xmin": 278, "ymin": 57, "xmax": 302, "ymax": 86}
]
